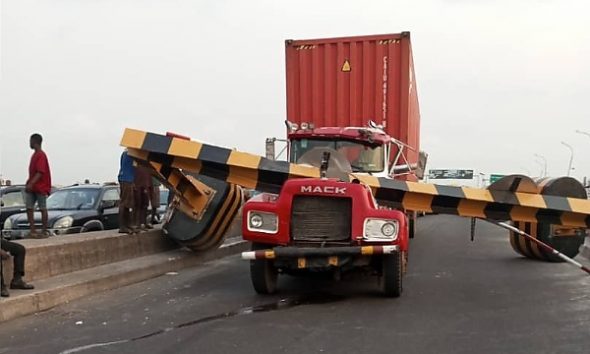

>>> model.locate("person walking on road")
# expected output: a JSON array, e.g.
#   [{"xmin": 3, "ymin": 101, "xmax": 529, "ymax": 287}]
[
  {"xmin": 1, "ymin": 239, "xmax": 35, "ymax": 297},
  {"xmin": 118, "ymin": 150, "xmax": 137, "ymax": 234},
  {"xmin": 25, "ymin": 133, "xmax": 52, "ymax": 238}
]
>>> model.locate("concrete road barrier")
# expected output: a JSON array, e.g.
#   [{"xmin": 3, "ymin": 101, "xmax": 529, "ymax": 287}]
[
  {"xmin": 2, "ymin": 229, "xmax": 176, "ymax": 282},
  {"xmin": 0, "ymin": 215, "xmax": 247, "ymax": 322}
]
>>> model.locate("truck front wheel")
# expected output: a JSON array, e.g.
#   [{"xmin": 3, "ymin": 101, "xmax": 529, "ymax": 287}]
[
  {"xmin": 250, "ymin": 243, "xmax": 278, "ymax": 294},
  {"xmin": 380, "ymin": 251, "xmax": 403, "ymax": 297}
]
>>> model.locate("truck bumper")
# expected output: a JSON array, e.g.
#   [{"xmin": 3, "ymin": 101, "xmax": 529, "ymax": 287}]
[{"xmin": 241, "ymin": 245, "xmax": 399, "ymax": 260}]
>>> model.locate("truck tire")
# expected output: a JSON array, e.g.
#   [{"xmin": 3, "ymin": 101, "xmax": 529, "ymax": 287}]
[
  {"xmin": 250, "ymin": 243, "xmax": 278, "ymax": 294},
  {"xmin": 381, "ymin": 251, "xmax": 402, "ymax": 297},
  {"xmin": 510, "ymin": 221, "xmax": 585, "ymax": 262},
  {"xmin": 507, "ymin": 177, "xmax": 587, "ymax": 262}
]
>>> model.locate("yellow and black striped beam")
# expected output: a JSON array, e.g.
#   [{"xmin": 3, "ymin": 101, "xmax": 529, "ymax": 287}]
[
  {"xmin": 121, "ymin": 129, "xmax": 590, "ymax": 228},
  {"xmin": 121, "ymin": 128, "xmax": 319, "ymax": 193},
  {"xmin": 351, "ymin": 175, "xmax": 590, "ymax": 228}
]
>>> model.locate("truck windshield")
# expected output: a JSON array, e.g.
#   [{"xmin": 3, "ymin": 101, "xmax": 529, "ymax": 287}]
[{"xmin": 290, "ymin": 139, "xmax": 384, "ymax": 173}]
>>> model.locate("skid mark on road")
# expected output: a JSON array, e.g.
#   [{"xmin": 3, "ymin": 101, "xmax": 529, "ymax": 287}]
[{"xmin": 59, "ymin": 293, "xmax": 345, "ymax": 354}]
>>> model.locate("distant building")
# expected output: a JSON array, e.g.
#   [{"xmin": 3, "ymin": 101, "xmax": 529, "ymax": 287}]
[{"xmin": 0, "ymin": 178, "xmax": 12, "ymax": 186}]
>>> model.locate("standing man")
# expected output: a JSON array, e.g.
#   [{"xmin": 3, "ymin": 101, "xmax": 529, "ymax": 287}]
[
  {"xmin": 134, "ymin": 165, "xmax": 153, "ymax": 230},
  {"xmin": 1, "ymin": 239, "xmax": 35, "ymax": 297},
  {"xmin": 26, "ymin": 133, "xmax": 52, "ymax": 238},
  {"xmin": 118, "ymin": 149, "xmax": 136, "ymax": 234}
]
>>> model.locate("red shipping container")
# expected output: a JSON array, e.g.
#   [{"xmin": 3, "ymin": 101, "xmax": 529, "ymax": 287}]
[{"xmin": 285, "ymin": 32, "xmax": 421, "ymax": 166}]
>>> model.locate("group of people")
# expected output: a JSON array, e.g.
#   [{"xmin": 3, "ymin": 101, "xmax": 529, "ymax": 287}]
[
  {"xmin": 2, "ymin": 135, "xmax": 167, "ymax": 298},
  {"xmin": 117, "ymin": 150, "xmax": 162, "ymax": 234},
  {"xmin": 1, "ymin": 134, "xmax": 48, "ymax": 297}
]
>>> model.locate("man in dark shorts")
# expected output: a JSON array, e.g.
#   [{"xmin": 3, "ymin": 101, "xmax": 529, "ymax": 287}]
[
  {"xmin": 25, "ymin": 133, "xmax": 52, "ymax": 239},
  {"xmin": 1, "ymin": 239, "xmax": 34, "ymax": 297},
  {"xmin": 118, "ymin": 150, "xmax": 136, "ymax": 234},
  {"xmin": 134, "ymin": 165, "xmax": 153, "ymax": 230}
]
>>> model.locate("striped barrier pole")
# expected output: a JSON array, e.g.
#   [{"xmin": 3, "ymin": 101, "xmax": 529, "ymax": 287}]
[
  {"xmin": 120, "ymin": 129, "xmax": 590, "ymax": 229},
  {"xmin": 484, "ymin": 219, "xmax": 590, "ymax": 275}
]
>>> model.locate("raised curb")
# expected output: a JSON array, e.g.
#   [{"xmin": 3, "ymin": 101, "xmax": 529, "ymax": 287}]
[
  {"xmin": 2, "ymin": 229, "xmax": 175, "ymax": 282},
  {"xmin": 0, "ymin": 238, "xmax": 248, "ymax": 323}
]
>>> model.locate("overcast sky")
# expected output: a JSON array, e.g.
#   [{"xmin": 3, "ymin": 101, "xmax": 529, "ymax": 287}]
[{"xmin": 1, "ymin": 0, "xmax": 589, "ymax": 186}]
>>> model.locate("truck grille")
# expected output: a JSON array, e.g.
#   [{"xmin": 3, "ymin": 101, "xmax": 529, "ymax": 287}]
[{"xmin": 290, "ymin": 196, "xmax": 352, "ymax": 243}]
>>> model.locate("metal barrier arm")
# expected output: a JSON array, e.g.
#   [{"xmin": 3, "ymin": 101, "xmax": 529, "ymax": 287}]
[
  {"xmin": 121, "ymin": 129, "xmax": 590, "ymax": 228},
  {"xmin": 352, "ymin": 175, "xmax": 590, "ymax": 228},
  {"xmin": 121, "ymin": 129, "xmax": 320, "ymax": 195}
]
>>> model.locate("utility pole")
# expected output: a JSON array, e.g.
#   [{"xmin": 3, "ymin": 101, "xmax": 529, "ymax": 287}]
[
  {"xmin": 575, "ymin": 130, "xmax": 590, "ymax": 186},
  {"xmin": 561, "ymin": 141, "xmax": 574, "ymax": 177},
  {"xmin": 534, "ymin": 154, "xmax": 548, "ymax": 177}
]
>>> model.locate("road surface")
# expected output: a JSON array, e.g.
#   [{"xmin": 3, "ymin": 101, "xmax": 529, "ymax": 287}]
[{"xmin": 1, "ymin": 215, "xmax": 589, "ymax": 354}]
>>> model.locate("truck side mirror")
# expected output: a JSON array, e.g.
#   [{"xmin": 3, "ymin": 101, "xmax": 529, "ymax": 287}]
[
  {"xmin": 415, "ymin": 151, "xmax": 429, "ymax": 179},
  {"xmin": 265, "ymin": 138, "xmax": 276, "ymax": 160}
]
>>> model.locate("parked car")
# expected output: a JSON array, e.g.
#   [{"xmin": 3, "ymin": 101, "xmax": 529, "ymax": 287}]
[
  {"xmin": 2, "ymin": 183, "xmax": 120, "ymax": 239},
  {"xmin": 153, "ymin": 188, "xmax": 169, "ymax": 224},
  {"xmin": 0, "ymin": 185, "xmax": 59, "ymax": 230},
  {"xmin": 0, "ymin": 185, "xmax": 28, "ymax": 230}
]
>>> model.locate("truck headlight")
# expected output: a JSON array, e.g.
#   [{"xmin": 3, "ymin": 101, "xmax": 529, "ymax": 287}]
[
  {"xmin": 3, "ymin": 218, "xmax": 12, "ymax": 230},
  {"xmin": 381, "ymin": 222, "xmax": 396, "ymax": 237},
  {"xmin": 364, "ymin": 219, "xmax": 398, "ymax": 241},
  {"xmin": 247, "ymin": 211, "xmax": 278, "ymax": 234},
  {"xmin": 250, "ymin": 214, "xmax": 263, "ymax": 228},
  {"xmin": 54, "ymin": 216, "xmax": 73, "ymax": 229}
]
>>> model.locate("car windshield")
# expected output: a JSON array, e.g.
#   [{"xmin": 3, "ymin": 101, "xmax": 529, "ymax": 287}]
[
  {"xmin": 46, "ymin": 189, "xmax": 101, "ymax": 210},
  {"xmin": 290, "ymin": 139, "xmax": 384, "ymax": 173},
  {"xmin": 1, "ymin": 190, "xmax": 25, "ymax": 207}
]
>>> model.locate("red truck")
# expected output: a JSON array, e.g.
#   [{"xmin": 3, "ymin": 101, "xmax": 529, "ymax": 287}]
[{"xmin": 241, "ymin": 32, "xmax": 424, "ymax": 297}]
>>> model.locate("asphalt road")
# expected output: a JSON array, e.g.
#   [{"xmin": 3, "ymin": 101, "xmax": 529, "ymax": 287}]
[{"xmin": 1, "ymin": 215, "xmax": 589, "ymax": 354}]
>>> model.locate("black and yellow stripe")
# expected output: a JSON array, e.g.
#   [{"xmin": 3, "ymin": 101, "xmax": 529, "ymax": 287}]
[
  {"xmin": 121, "ymin": 129, "xmax": 590, "ymax": 228},
  {"xmin": 508, "ymin": 177, "xmax": 587, "ymax": 262},
  {"xmin": 122, "ymin": 129, "xmax": 319, "ymax": 194},
  {"xmin": 184, "ymin": 182, "xmax": 243, "ymax": 252},
  {"xmin": 355, "ymin": 175, "xmax": 590, "ymax": 228},
  {"xmin": 159, "ymin": 175, "xmax": 243, "ymax": 252}
]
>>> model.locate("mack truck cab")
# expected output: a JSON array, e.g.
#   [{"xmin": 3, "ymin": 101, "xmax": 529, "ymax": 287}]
[
  {"xmin": 241, "ymin": 32, "xmax": 425, "ymax": 296},
  {"xmin": 241, "ymin": 122, "xmax": 421, "ymax": 297}
]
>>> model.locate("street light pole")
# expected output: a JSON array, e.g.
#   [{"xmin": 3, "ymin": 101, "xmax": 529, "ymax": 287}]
[
  {"xmin": 520, "ymin": 166, "xmax": 531, "ymax": 176},
  {"xmin": 534, "ymin": 154, "xmax": 548, "ymax": 177},
  {"xmin": 561, "ymin": 141, "xmax": 574, "ymax": 177},
  {"xmin": 575, "ymin": 130, "xmax": 589, "ymax": 185},
  {"xmin": 534, "ymin": 160, "xmax": 544, "ymax": 178}
]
